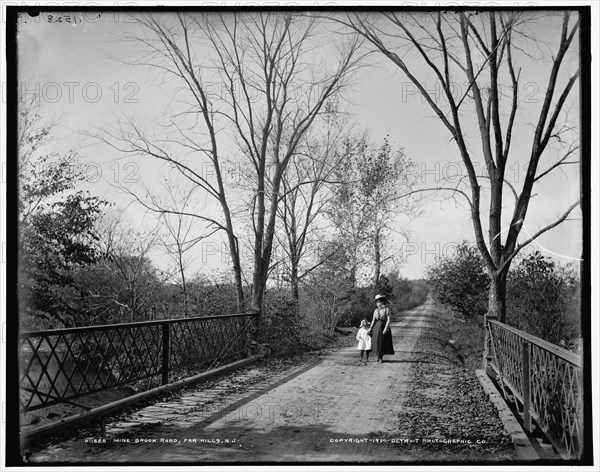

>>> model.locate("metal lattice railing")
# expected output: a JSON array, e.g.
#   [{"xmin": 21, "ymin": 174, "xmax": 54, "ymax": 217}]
[
  {"xmin": 487, "ymin": 320, "xmax": 583, "ymax": 459},
  {"xmin": 20, "ymin": 313, "xmax": 258, "ymax": 413},
  {"xmin": 529, "ymin": 342, "xmax": 583, "ymax": 459}
]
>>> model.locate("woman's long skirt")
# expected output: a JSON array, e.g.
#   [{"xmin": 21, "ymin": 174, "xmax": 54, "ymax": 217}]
[{"xmin": 371, "ymin": 319, "xmax": 395, "ymax": 358}]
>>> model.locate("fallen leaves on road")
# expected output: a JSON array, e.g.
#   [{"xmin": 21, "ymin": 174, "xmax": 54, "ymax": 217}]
[{"xmin": 388, "ymin": 321, "xmax": 516, "ymax": 462}]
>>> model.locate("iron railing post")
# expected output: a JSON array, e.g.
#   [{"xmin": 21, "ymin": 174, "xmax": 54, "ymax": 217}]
[
  {"xmin": 161, "ymin": 321, "xmax": 169, "ymax": 385},
  {"xmin": 522, "ymin": 340, "xmax": 531, "ymax": 432},
  {"xmin": 484, "ymin": 312, "xmax": 497, "ymax": 379}
]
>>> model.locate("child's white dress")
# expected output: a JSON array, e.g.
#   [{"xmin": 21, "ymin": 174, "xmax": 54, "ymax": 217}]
[{"xmin": 356, "ymin": 327, "xmax": 372, "ymax": 351}]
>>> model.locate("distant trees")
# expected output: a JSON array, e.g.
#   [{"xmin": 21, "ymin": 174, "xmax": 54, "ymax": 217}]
[
  {"xmin": 294, "ymin": 133, "xmax": 420, "ymax": 333},
  {"xmin": 391, "ymin": 277, "xmax": 429, "ymax": 312},
  {"xmin": 80, "ymin": 211, "xmax": 163, "ymax": 324}
]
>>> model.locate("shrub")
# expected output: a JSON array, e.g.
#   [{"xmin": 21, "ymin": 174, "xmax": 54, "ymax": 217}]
[
  {"xmin": 258, "ymin": 291, "xmax": 303, "ymax": 347},
  {"xmin": 425, "ymin": 241, "xmax": 489, "ymax": 318},
  {"xmin": 506, "ymin": 251, "xmax": 580, "ymax": 345}
]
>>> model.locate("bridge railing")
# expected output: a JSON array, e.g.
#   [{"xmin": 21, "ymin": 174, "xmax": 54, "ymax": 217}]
[
  {"xmin": 487, "ymin": 320, "xmax": 583, "ymax": 459},
  {"xmin": 19, "ymin": 313, "xmax": 258, "ymax": 413}
]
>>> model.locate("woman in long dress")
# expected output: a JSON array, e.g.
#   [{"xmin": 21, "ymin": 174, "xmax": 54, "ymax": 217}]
[{"xmin": 368, "ymin": 294, "xmax": 395, "ymax": 362}]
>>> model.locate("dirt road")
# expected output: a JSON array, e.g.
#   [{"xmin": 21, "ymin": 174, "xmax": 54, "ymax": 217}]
[{"xmin": 27, "ymin": 301, "xmax": 482, "ymax": 464}]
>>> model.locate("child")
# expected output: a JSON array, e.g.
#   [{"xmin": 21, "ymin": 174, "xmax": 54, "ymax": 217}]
[{"xmin": 356, "ymin": 319, "xmax": 372, "ymax": 363}]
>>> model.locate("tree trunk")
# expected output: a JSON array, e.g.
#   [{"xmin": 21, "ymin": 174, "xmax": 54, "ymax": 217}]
[
  {"xmin": 179, "ymin": 254, "xmax": 188, "ymax": 317},
  {"xmin": 251, "ymin": 163, "xmax": 285, "ymax": 313},
  {"xmin": 374, "ymin": 227, "xmax": 381, "ymax": 293},
  {"xmin": 225, "ymin": 230, "xmax": 245, "ymax": 312},
  {"xmin": 487, "ymin": 267, "xmax": 509, "ymax": 323},
  {"xmin": 290, "ymin": 254, "xmax": 300, "ymax": 315}
]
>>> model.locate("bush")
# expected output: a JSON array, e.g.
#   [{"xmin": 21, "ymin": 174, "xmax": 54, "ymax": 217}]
[
  {"xmin": 426, "ymin": 241, "xmax": 489, "ymax": 318},
  {"xmin": 339, "ymin": 287, "xmax": 373, "ymax": 328},
  {"xmin": 506, "ymin": 251, "xmax": 580, "ymax": 345},
  {"xmin": 258, "ymin": 291, "xmax": 303, "ymax": 347},
  {"xmin": 187, "ymin": 280, "xmax": 239, "ymax": 317},
  {"xmin": 426, "ymin": 242, "xmax": 581, "ymax": 346}
]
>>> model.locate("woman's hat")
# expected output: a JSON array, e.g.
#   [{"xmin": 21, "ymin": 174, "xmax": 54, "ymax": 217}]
[{"xmin": 374, "ymin": 294, "xmax": 386, "ymax": 301}]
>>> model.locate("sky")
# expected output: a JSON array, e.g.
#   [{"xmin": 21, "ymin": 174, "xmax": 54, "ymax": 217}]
[{"xmin": 12, "ymin": 7, "xmax": 585, "ymax": 281}]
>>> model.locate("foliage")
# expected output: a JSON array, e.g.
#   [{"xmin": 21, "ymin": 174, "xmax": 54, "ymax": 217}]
[
  {"xmin": 298, "ymin": 238, "xmax": 365, "ymax": 332},
  {"xmin": 258, "ymin": 291, "xmax": 303, "ymax": 347},
  {"xmin": 18, "ymin": 100, "xmax": 107, "ymax": 329},
  {"xmin": 326, "ymin": 134, "xmax": 418, "ymax": 287},
  {"xmin": 391, "ymin": 278, "xmax": 429, "ymax": 312},
  {"xmin": 427, "ymin": 243, "xmax": 580, "ymax": 345},
  {"xmin": 302, "ymin": 253, "xmax": 430, "ymax": 332},
  {"xmin": 426, "ymin": 242, "xmax": 490, "ymax": 319},
  {"xmin": 506, "ymin": 251, "xmax": 580, "ymax": 345},
  {"xmin": 187, "ymin": 278, "xmax": 240, "ymax": 318},
  {"xmin": 377, "ymin": 274, "xmax": 395, "ymax": 300},
  {"xmin": 70, "ymin": 255, "xmax": 163, "ymax": 326}
]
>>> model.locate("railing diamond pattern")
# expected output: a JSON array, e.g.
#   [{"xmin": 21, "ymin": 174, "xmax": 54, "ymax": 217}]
[
  {"xmin": 529, "ymin": 343, "xmax": 583, "ymax": 459},
  {"xmin": 488, "ymin": 320, "xmax": 582, "ymax": 460},
  {"xmin": 20, "ymin": 313, "xmax": 258, "ymax": 412}
]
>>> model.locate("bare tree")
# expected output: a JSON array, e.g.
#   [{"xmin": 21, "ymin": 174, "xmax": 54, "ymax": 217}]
[
  {"xmin": 18, "ymin": 93, "xmax": 107, "ymax": 329},
  {"xmin": 98, "ymin": 12, "xmax": 364, "ymax": 314},
  {"xmin": 275, "ymin": 103, "xmax": 352, "ymax": 309},
  {"xmin": 340, "ymin": 11, "xmax": 581, "ymax": 321},
  {"xmin": 88, "ymin": 210, "xmax": 162, "ymax": 323},
  {"xmin": 155, "ymin": 179, "xmax": 208, "ymax": 317}
]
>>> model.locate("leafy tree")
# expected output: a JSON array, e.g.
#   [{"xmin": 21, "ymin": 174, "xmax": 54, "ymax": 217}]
[
  {"xmin": 507, "ymin": 251, "xmax": 580, "ymax": 344},
  {"xmin": 326, "ymin": 134, "xmax": 418, "ymax": 288},
  {"xmin": 427, "ymin": 243, "xmax": 580, "ymax": 344},
  {"xmin": 325, "ymin": 135, "xmax": 371, "ymax": 286},
  {"xmin": 18, "ymin": 98, "xmax": 106, "ymax": 329},
  {"xmin": 377, "ymin": 274, "xmax": 395, "ymax": 300},
  {"xmin": 426, "ymin": 241, "xmax": 489, "ymax": 318},
  {"xmin": 361, "ymin": 137, "xmax": 419, "ymax": 292},
  {"xmin": 187, "ymin": 275, "xmax": 240, "ymax": 318}
]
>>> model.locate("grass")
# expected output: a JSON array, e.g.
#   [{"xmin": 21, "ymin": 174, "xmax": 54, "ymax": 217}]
[{"xmin": 425, "ymin": 302, "xmax": 486, "ymax": 371}]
